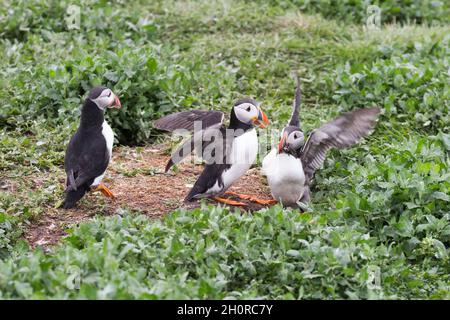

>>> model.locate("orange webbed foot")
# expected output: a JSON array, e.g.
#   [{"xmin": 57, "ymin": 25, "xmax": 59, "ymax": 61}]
[
  {"xmin": 213, "ymin": 196, "xmax": 247, "ymax": 206},
  {"xmin": 225, "ymin": 191, "xmax": 277, "ymax": 205},
  {"xmin": 92, "ymin": 183, "xmax": 115, "ymax": 199}
]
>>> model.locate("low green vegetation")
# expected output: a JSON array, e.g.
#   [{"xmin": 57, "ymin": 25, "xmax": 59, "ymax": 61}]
[
  {"xmin": 271, "ymin": 0, "xmax": 449, "ymax": 25},
  {"xmin": 0, "ymin": 206, "xmax": 448, "ymax": 299},
  {"xmin": 0, "ymin": 0, "xmax": 449, "ymax": 299}
]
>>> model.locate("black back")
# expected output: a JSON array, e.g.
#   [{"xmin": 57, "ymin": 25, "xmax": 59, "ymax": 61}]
[{"xmin": 63, "ymin": 92, "xmax": 110, "ymax": 208}]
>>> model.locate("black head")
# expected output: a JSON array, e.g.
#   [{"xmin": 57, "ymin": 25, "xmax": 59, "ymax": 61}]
[
  {"xmin": 278, "ymin": 125, "xmax": 305, "ymax": 154},
  {"xmin": 88, "ymin": 86, "xmax": 107, "ymax": 99},
  {"xmin": 80, "ymin": 86, "xmax": 122, "ymax": 128},
  {"xmin": 229, "ymin": 98, "xmax": 269, "ymax": 131},
  {"xmin": 87, "ymin": 86, "xmax": 122, "ymax": 111}
]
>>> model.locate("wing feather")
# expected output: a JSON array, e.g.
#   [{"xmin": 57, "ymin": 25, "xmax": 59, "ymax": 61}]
[
  {"xmin": 289, "ymin": 74, "xmax": 301, "ymax": 127},
  {"xmin": 300, "ymin": 107, "xmax": 380, "ymax": 182},
  {"xmin": 64, "ymin": 134, "xmax": 110, "ymax": 191},
  {"xmin": 154, "ymin": 110, "xmax": 224, "ymax": 132},
  {"xmin": 165, "ymin": 123, "xmax": 233, "ymax": 172}
]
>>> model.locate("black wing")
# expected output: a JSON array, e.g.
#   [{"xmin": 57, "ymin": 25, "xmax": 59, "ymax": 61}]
[
  {"xmin": 289, "ymin": 74, "xmax": 301, "ymax": 127},
  {"xmin": 154, "ymin": 110, "xmax": 224, "ymax": 132},
  {"xmin": 185, "ymin": 163, "xmax": 231, "ymax": 201},
  {"xmin": 300, "ymin": 107, "xmax": 380, "ymax": 183},
  {"xmin": 154, "ymin": 110, "xmax": 229, "ymax": 172},
  {"xmin": 164, "ymin": 123, "xmax": 236, "ymax": 172},
  {"xmin": 64, "ymin": 130, "xmax": 110, "ymax": 191},
  {"xmin": 163, "ymin": 123, "xmax": 226, "ymax": 172}
]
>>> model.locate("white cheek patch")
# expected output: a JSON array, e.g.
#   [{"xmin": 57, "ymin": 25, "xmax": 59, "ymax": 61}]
[
  {"xmin": 92, "ymin": 95, "xmax": 113, "ymax": 110},
  {"xmin": 234, "ymin": 107, "xmax": 249, "ymax": 123},
  {"xmin": 287, "ymin": 133, "xmax": 297, "ymax": 144},
  {"xmin": 288, "ymin": 132, "xmax": 305, "ymax": 149},
  {"xmin": 234, "ymin": 103, "xmax": 257, "ymax": 123}
]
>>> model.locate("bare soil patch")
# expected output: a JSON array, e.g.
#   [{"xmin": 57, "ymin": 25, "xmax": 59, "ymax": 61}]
[{"xmin": 24, "ymin": 144, "xmax": 273, "ymax": 249}]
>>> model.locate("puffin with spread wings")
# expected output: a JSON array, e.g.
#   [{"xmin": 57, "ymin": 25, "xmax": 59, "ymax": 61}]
[
  {"xmin": 262, "ymin": 76, "xmax": 380, "ymax": 207},
  {"xmin": 154, "ymin": 99, "xmax": 271, "ymax": 206}
]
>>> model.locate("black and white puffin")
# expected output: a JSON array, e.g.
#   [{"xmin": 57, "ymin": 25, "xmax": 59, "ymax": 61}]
[
  {"xmin": 154, "ymin": 99, "xmax": 270, "ymax": 206},
  {"xmin": 262, "ymin": 76, "xmax": 380, "ymax": 207},
  {"xmin": 62, "ymin": 86, "xmax": 121, "ymax": 209}
]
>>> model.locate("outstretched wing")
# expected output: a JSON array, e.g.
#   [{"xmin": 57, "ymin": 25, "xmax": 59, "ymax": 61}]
[
  {"xmin": 155, "ymin": 110, "xmax": 229, "ymax": 172},
  {"xmin": 154, "ymin": 110, "xmax": 224, "ymax": 132},
  {"xmin": 164, "ymin": 123, "xmax": 232, "ymax": 172},
  {"xmin": 300, "ymin": 107, "xmax": 380, "ymax": 182},
  {"xmin": 289, "ymin": 74, "xmax": 301, "ymax": 127}
]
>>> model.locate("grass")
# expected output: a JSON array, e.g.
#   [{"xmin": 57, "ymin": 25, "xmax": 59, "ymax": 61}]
[{"xmin": 0, "ymin": 0, "xmax": 449, "ymax": 299}]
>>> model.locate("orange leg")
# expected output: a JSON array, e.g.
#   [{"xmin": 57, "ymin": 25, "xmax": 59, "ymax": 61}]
[
  {"xmin": 225, "ymin": 191, "xmax": 252, "ymax": 200},
  {"xmin": 225, "ymin": 191, "xmax": 277, "ymax": 205},
  {"xmin": 92, "ymin": 183, "xmax": 115, "ymax": 199},
  {"xmin": 213, "ymin": 196, "xmax": 247, "ymax": 206},
  {"xmin": 251, "ymin": 198, "xmax": 278, "ymax": 205}
]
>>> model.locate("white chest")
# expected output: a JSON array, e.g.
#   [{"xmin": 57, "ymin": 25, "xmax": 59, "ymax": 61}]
[
  {"xmin": 262, "ymin": 149, "xmax": 306, "ymax": 206},
  {"xmin": 209, "ymin": 129, "xmax": 258, "ymax": 193},
  {"xmin": 223, "ymin": 129, "xmax": 258, "ymax": 187},
  {"xmin": 230, "ymin": 129, "xmax": 258, "ymax": 165},
  {"xmin": 102, "ymin": 120, "xmax": 114, "ymax": 159},
  {"xmin": 91, "ymin": 121, "xmax": 114, "ymax": 187}
]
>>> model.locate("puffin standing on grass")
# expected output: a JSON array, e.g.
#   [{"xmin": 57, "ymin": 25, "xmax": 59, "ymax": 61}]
[
  {"xmin": 154, "ymin": 99, "xmax": 272, "ymax": 206},
  {"xmin": 62, "ymin": 86, "xmax": 121, "ymax": 209},
  {"xmin": 262, "ymin": 75, "xmax": 380, "ymax": 207}
]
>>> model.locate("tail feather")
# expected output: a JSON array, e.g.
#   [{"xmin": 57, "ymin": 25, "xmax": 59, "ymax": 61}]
[
  {"xmin": 185, "ymin": 188, "xmax": 199, "ymax": 202},
  {"xmin": 165, "ymin": 159, "xmax": 174, "ymax": 172},
  {"xmin": 185, "ymin": 183, "xmax": 206, "ymax": 202}
]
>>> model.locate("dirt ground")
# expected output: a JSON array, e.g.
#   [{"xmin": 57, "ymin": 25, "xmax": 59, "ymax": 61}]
[{"xmin": 24, "ymin": 144, "xmax": 274, "ymax": 249}]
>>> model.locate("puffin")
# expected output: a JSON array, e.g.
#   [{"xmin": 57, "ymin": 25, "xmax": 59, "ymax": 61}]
[
  {"xmin": 262, "ymin": 75, "xmax": 380, "ymax": 207},
  {"xmin": 154, "ymin": 99, "xmax": 271, "ymax": 206},
  {"xmin": 62, "ymin": 86, "xmax": 121, "ymax": 209}
]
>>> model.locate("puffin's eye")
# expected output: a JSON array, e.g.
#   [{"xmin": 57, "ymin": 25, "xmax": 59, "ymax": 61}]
[
  {"xmin": 246, "ymin": 106, "xmax": 251, "ymax": 112},
  {"xmin": 107, "ymin": 92, "xmax": 112, "ymax": 97}
]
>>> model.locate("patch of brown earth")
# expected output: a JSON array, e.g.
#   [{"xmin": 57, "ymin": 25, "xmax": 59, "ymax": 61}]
[{"xmin": 24, "ymin": 144, "xmax": 273, "ymax": 249}]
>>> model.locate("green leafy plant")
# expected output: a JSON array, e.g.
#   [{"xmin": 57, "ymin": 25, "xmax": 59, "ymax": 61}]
[{"xmin": 0, "ymin": 0, "xmax": 448, "ymax": 300}]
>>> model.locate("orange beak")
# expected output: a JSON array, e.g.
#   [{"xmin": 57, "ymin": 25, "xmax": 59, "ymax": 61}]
[
  {"xmin": 110, "ymin": 94, "xmax": 121, "ymax": 109},
  {"xmin": 252, "ymin": 107, "xmax": 269, "ymax": 129},
  {"xmin": 278, "ymin": 132, "xmax": 288, "ymax": 154}
]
